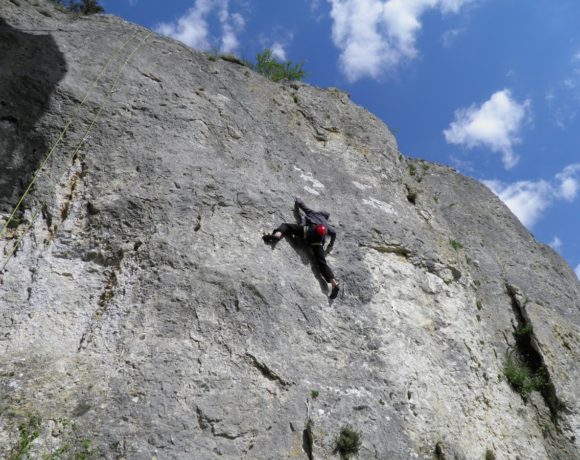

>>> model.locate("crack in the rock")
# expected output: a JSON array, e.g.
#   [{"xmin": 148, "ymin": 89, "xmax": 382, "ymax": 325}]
[
  {"xmin": 196, "ymin": 406, "xmax": 244, "ymax": 440},
  {"xmin": 303, "ymin": 399, "xmax": 314, "ymax": 460},
  {"xmin": 506, "ymin": 284, "xmax": 565, "ymax": 422},
  {"xmin": 77, "ymin": 267, "xmax": 119, "ymax": 352},
  {"xmin": 359, "ymin": 243, "xmax": 411, "ymax": 259},
  {"xmin": 245, "ymin": 352, "xmax": 291, "ymax": 387}
]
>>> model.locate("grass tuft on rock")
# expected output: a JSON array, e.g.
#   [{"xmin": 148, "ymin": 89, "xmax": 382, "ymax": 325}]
[
  {"xmin": 252, "ymin": 49, "xmax": 305, "ymax": 82},
  {"xmin": 334, "ymin": 425, "xmax": 362, "ymax": 459},
  {"xmin": 449, "ymin": 239, "xmax": 463, "ymax": 250},
  {"xmin": 9, "ymin": 414, "xmax": 41, "ymax": 460},
  {"xmin": 485, "ymin": 449, "xmax": 496, "ymax": 460},
  {"xmin": 504, "ymin": 354, "xmax": 546, "ymax": 400}
]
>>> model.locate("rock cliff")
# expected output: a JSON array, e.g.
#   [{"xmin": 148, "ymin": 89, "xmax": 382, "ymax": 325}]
[{"xmin": 0, "ymin": 1, "xmax": 579, "ymax": 459}]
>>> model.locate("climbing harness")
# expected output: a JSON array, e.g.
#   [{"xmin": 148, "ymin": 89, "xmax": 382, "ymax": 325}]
[{"xmin": 303, "ymin": 225, "xmax": 324, "ymax": 246}]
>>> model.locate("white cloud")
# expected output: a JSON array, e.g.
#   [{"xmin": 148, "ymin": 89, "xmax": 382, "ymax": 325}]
[
  {"xmin": 156, "ymin": 0, "xmax": 213, "ymax": 50},
  {"xmin": 442, "ymin": 28, "xmax": 463, "ymax": 47},
  {"xmin": 544, "ymin": 51, "xmax": 580, "ymax": 130},
  {"xmin": 271, "ymin": 42, "xmax": 287, "ymax": 61},
  {"xmin": 483, "ymin": 179, "xmax": 551, "ymax": 228},
  {"xmin": 549, "ymin": 236, "xmax": 562, "ymax": 251},
  {"xmin": 564, "ymin": 78, "xmax": 576, "ymax": 89},
  {"xmin": 231, "ymin": 13, "xmax": 245, "ymax": 29},
  {"xmin": 327, "ymin": 0, "xmax": 474, "ymax": 81},
  {"xmin": 483, "ymin": 163, "xmax": 580, "ymax": 228},
  {"xmin": 575, "ymin": 264, "xmax": 580, "ymax": 280},
  {"xmin": 155, "ymin": 0, "xmax": 244, "ymax": 53},
  {"xmin": 444, "ymin": 89, "xmax": 531, "ymax": 169},
  {"xmin": 555, "ymin": 164, "xmax": 580, "ymax": 201},
  {"xmin": 259, "ymin": 30, "xmax": 295, "ymax": 62}
]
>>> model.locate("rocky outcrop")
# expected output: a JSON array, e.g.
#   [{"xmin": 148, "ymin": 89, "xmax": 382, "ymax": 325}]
[{"xmin": 0, "ymin": 1, "xmax": 579, "ymax": 459}]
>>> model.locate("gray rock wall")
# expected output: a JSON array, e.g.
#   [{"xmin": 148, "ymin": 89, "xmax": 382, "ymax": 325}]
[{"xmin": 0, "ymin": 1, "xmax": 578, "ymax": 459}]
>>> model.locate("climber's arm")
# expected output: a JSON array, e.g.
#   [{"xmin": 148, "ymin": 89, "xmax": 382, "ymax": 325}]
[
  {"xmin": 326, "ymin": 227, "xmax": 336, "ymax": 254},
  {"xmin": 295, "ymin": 197, "xmax": 313, "ymax": 215}
]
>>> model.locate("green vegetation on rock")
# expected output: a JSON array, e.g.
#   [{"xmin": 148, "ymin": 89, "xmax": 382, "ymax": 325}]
[
  {"xmin": 334, "ymin": 425, "xmax": 362, "ymax": 459},
  {"xmin": 252, "ymin": 49, "xmax": 305, "ymax": 82},
  {"xmin": 7, "ymin": 413, "xmax": 97, "ymax": 460},
  {"xmin": 210, "ymin": 48, "xmax": 305, "ymax": 82},
  {"xmin": 8, "ymin": 414, "xmax": 40, "ymax": 460},
  {"xmin": 449, "ymin": 239, "xmax": 464, "ymax": 250},
  {"xmin": 219, "ymin": 53, "xmax": 249, "ymax": 67},
  {"xmin": 504, "ymin": 354, "xmax": 546, "ymax": 400}
]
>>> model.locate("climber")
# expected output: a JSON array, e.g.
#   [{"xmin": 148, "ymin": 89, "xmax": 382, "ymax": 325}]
[{"xmin": 263, "ymin": 198, "xmax": 340, "ymax": 299}]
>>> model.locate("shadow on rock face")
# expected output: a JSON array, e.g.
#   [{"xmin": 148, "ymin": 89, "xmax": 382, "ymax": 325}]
[{"xmin": 0, "ymin": 17, "xmax": 67, "ymax": 213}]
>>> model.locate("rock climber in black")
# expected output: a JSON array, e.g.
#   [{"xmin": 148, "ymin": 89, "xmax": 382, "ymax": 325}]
[{"xmin": 263, "ymin": 198, "xmax": 340, "ymax": 299}]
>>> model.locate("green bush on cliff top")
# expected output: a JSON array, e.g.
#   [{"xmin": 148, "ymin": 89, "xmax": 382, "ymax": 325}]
[
  {"xmin": 253, "ymin": 49, "xmax": 305, "ymax": 82},
  {"xmin": 212, "ymin": 48, "xmax": 306, "ymax": 82}
]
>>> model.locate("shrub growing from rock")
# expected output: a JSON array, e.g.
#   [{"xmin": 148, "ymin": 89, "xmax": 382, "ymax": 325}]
[
  {"xmin": 253, "ymin": 49, "xmax": 305, "ymax": 82},
  {"xmin": 504, "ymin": 354, "xmax": 546, "ymax": 400},
  {"xmin": 334, "ymin": 425, "xmax": 362, "ymax": 459}
]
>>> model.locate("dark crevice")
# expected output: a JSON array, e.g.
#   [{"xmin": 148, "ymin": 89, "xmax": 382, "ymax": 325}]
[
  {"xmin": 56, "ymin": 168, "xmax": 82, "ymax": 228},
  {"xmin": 41, "ymin": 204, "xmax": 52, "ymax": 229},
  {"xmin": 405, "ymin": 184, "xmax": 417, "ymax": 205},
  {"xmin": 214, "ymin": 432, "xmax": 242, "ymax": 440},
  {"xmin": 302, "ymin": 419, "xmax": 314, "ymax": 460},
  {"xmin": 359, "ymin": 243, "xmax": 411, "ymax": 259},
  {"xmin": 0, "ymin": 18, "xmax": 67, "ymax": 213},
  {"xmin": 196, "ymin": 406, "xmax": 219, "ymax": 432},
  {"xmin": 434, "ymin": 442, "xmax": 445, "ymax": 460},
  {"xmin": 86, "ymin": 201, "xmax": 99, "ymax": 216},
  {"xmin": 245, "ymin": 353, "xmax": 290, "ymax": 387},
  {"xmin": 0, "ymin": 114, "xmax": 18, "ymax": 125},
  {"xmin": 506, "ymin": 284, "xmax": 564, "ymax": 422}
]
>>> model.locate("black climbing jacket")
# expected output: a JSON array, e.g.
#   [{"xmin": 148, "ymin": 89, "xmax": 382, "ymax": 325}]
[{"xmin": 295, "ymin": 198, "xmax": 336, "ymax": 246}]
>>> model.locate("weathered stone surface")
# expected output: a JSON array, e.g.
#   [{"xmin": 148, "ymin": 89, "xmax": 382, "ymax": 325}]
[{"xmin": 0, "ymin": 1, "xmax": 579, "ymax": 459}]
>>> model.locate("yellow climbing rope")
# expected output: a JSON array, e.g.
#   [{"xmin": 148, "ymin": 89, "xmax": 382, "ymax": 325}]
[
  {"xmin": 0, "ymin": 30, "xmax": 142, "ymax": 239},
  {"xmin": 0, "ymin": 30, "xmax": 153, "ymax": 271}
]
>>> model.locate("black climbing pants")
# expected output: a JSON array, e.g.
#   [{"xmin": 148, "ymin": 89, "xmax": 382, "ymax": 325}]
[
  {"xmin": 275, "ymin": 223, "xmax": 335, "ymax": 283},
  {"xmin": 310, "ymin": 244, "xmax": 335, "ymax": 284}
]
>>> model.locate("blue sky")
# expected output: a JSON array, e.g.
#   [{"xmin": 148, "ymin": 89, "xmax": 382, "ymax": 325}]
[{"xmin": 100, "ymin": 0, "xmax": 580, "ymax": 278}]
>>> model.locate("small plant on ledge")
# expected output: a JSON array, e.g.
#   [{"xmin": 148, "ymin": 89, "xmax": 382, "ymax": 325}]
[{"xmin": 334, "ymin": 425, "xmax": 362, "ymax": 459}]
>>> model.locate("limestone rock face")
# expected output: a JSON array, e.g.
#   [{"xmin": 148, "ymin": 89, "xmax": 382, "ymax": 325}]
[{"xmin": 1, "ymin": 1, "xmax": 579, "ymax": 459}]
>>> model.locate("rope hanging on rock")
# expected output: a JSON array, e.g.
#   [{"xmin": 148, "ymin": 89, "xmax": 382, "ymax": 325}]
[
  {"xmin": 0, "ymin": 30, "xmax": 153, "ymax": 272},
  {"xmin": 0, "ymin": 30, "xmax": 142, "ymax": 238}
]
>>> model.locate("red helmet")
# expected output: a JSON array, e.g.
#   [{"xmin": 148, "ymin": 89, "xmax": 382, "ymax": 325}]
[{"xmin": 315, "ymin": 224, "xmax": 327, "ymax": 237}]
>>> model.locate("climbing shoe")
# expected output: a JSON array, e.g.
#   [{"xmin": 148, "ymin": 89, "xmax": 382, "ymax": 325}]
[
  {"xmin": 262, "ymin": 233, "xmax": 279, "ymax": 243},
  {"xmin": 330, "ymin": 284, "xmax": 340, "ymax": 299}
]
